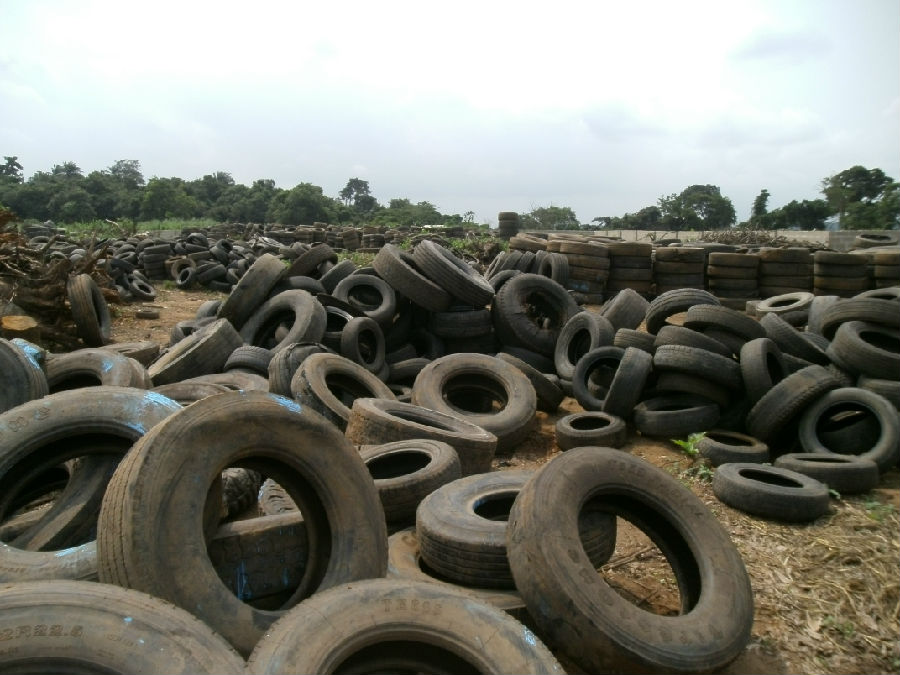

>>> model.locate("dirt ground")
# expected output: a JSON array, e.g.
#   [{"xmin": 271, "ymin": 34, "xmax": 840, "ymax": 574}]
[{"xmin": 109, "ymin": 288, "xmax": 900, "ymax": 675}]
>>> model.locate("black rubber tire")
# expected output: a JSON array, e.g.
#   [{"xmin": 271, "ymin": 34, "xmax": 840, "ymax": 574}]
[
  {"xmin": 633, "ymin": 394, "xmax": 721, "ymax": 437},
  {"xmin": 333, "ymin": 274, "xmax": 397, "ymax": 328},
  {"xmin": 413, "ymin": 239, "xmax": 495, "ymax": 307},
  {"xmin": 746, "ymin": 365, "xmax": 842, "ymax": 445},
  {"xmin": 773, "ymin": 453, "xmax": 879, "ymax": 495},
  {"xmin": 798, "ymin": 387, "xmax": 900, "ymax": 472},
  {"xmin": 46, "ymin": 348, "xmax": 143, "ymax": 392},
  {"xmin": 488, "ymin": 268, "xmax": 523, "ymax": 291},
  {"xmin": 760, "ymin": 312, "xmax": 829, "ymax": 364},
  {"xmin": 152, "ymin": 381, "xmax": 232, "ymax": 404},
  {"xmin": 598, "ymin": 288, "xmax": 650, "ymax": 331},
  {"xmin": 149, "ymin": 318, "xmax": 243, "ymax": 386},
  {"xmin": 653, "ymin": 325, "xmax": 732, "ymax": 358},
  {"xmin": 286, "ymin": 243, "xmax": 337, "ymax": 277},
  {"xmin": 417, "ymin": 470, "xmax": 616, "ymax": 589},
  {"xmin": 339, "ymin": 316, "xmax": 386, "ymax": 374},
  {"xmin": 739, "ymin": 337, "xmax": 789, "ymax": 404},
  {"xmin": 555, "ymin": 411, "xmax": 627, "ymax": 449},
  {"xmin": 208, "ymin": 512, "xmax": 308, "ymax": 603},
  {"xmin": 429, "ymin": 308, "xmax": 493, "ymax": 339},
  {"xmin": 491, "ymin": 273, "xmax": 580, "ymax": 357},
  {"xmin": 644, "ymin": 288, "xmax": 720, "ymax": 335},
  {"xmin": 603, "ymin": 346, "xmax": 653, "ymax": 419},
  {"xmin": 245, "ymin": 578, "xmax": 562, "ymax": 674},
  {"xmin": 0, "ymin": 338, "xmax": 49, "ymax": 414},
  {"xmin": 195, "ymin": 299, "xmax": 222, "ymax": 319},
  {"xmin": 756, "ymin": 291, "xmax": 814, "ymax": 316},
  {"xmin": 345, "ymin": 398, "xmax": 498, "ymax": 476},
  {"xmin": 826, "ymin": 321, "xmax": 900, "ymax": 378},
  {"xmin": 857, "ymin": 376, "xmax": 900, "ymax": 411},
  {"xmin": 223, "ymin": 345, "xmax": 274, "ymax": 375},
  {"xmin": 652, "ymin": 344, "xmax": 743, "ymax": 391},
  {"xmin": 571, "ymin": 346, "xmax": 625, "ymax": 411},
  {"xmin": 267, "ymin": 342, "xmax": 330, "ymax": 397},
  {"xmin": 697, "ymin": 430, "xmax": 769, "ymax": 466},
  {"xmin": 373, "ymin": 244, "xmax": 452, "ymax": 312},
  {"xmin": 609, "ymin": 329, "xmax": 652, "ymax": 354},
  {"xmin": 0, "ymin": 387, "xmax": 181, "ymax": 582},
  {"xmin": 538, "ymin": 251, "xmax": 570, "ymax": 285},
  {"xmin": 318, "ymin": 258, "xmax": 356, "ymax": 294},
  {"xmin": 385, "ymin": 528, "xmax": 527, "ymax": 617},
  {"xmin": 712, "ymin": 463, "xmax": 830, "ymax": 522},
  {"xmin": 67, "ymin": 273, "xmax": 112, "ymax": 346},
  {"xmin": 97, "ymin": 390, "xmax": 388, "ymax": 657},
  {"xmin": 819, "ymin": 298, "xmax": 899, "ymax": 340},
  {"xmin": 100, "ymin": 340, "xmax": 161, "ymax": 367},
  {"xmin": 0, "ymin": 580, "xmax": 245, "ymax": 673},
  {"xmin": 216, "ymin": 253, "xmax": 285, "ymax": 331},
  {"xmin": 683, "ymin": 304, "xmax": 766, "ymax": 341},
  {"xmin": 498, "ymin": 345, "xmax": 555, "ymax": 373},
  {"xmin": 654, "ymin": 372, "xmax": 732, "ymax": 408},
  {"xmin": 290, "ymin": 352, "xmax": 394, "ymax": 431},
  {"xmin": 553, "ymin": 310, "xmax": 615, "ymax": 380},
  {"xmin": 411, "ymin": 353, "xmax": 536, "ymax": 452},
  {"xmin": 359, "ymin": 439, "xmax": 461, "ymax": 525},
  {"xmin": 495, "ymin": 352, "xmax": 565, "ymax": 413},
  {"xmin": 507, "ymin": 446, "xmax": 754, "ymax": 674},
  {"xmin": 240, "ymin": 289, "xmax": 327, "ymax": 353}
]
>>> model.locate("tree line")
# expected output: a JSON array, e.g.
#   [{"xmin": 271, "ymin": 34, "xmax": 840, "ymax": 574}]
[
  {"xmin": 591, "ymin": 166, "xmax": 898, "ymax": 231},
  {"xmin": 0, "ymin": 157, "xmax": 477, "ymax": 228},
  {"xmin": 1, "ymin": 156, "xmax": 896, "ymax": 231}
]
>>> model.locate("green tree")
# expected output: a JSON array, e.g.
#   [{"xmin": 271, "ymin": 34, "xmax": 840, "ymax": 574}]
[
  {"xmin": 658, "ymin": 185, "xmax": 736, "ymax": 230},
  {"xmin": 83, "ymin": 170, "xmax": 123, "ymax": 220},
  {"xmin": 751, "ymin": 189, "xmax": 770, "ymax": 223},
  {"xmin": 0, "ymin": 156, "xmax": 23, "ymax": 183},
  {"xmin": 765, "ymin": 199, "xmax": 833, "ymax": 230},
  {"xmin": 339, "ymin": 177, "xmax": 378, "ymax": 214},
  {"xmin": 140, "ymin": 177, "xmax": 200, "ymax": 220},
  {"xmin": 48, "ymin": 185, "xmax": 95, "ymax": 222},
  {"xmin": 108, "ymin": 160, "xmax": 145, "ymax": 190},
  {"xmin": 268, "ymin": 182, "xmax": 336, "ymax": 225},
  {"xmin": 822, "ymin": 165, "xmax": 893, "ymax": 227},
  {"xmin": 520, "ymin": 205, "xmax": 580, "ymax": 230}
]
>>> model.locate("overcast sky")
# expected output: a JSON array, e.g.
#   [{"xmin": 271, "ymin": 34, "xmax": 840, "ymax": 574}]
[{"xmin": 1, "ymin": 0, "xmax": 898, "ymax": 224}]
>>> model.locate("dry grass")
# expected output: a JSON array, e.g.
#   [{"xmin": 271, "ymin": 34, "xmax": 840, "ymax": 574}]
[{"xmin": 697, "ymin": 477, "xmax": 900, "ymax": 674}]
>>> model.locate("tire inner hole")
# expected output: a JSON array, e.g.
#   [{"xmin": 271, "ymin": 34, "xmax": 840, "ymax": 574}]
[
  {"xmin": 443, "ymin": 374, "xmax": 508, "ymax": 414},
  {"xmin": 366, "ymin": 450, "xmax": 430, "ymax": 480}
]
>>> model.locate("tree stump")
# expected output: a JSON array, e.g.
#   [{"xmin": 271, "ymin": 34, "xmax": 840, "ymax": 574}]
[{"xmin": 1, "ymin": 315, "xmax": 40, "ymax": 342}]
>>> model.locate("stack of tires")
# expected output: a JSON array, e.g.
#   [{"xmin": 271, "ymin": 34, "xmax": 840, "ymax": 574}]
[
  {"xmin": 554, "ymin": 238, "xmax": 609, "ymax": 304},
  {"xmin": 496, "ymin": 211, "xmax": 520, "ymax": 240},
  {"xmin": 653, "ymin": 245, "xmax": 705, "ymax": 294},
  {"xmin": 606, "ymin": 242, "xmax": 653, "ymax": 296},
  {"xmin": 758, "ymin": 247, "xmax": 813, "ymax": 297},
  {"xmin": 813, "ymin": 251, "xmax": 868, "ymax": 297},
  {"xmin": 707, "ymin": 251, "xmax": 760, "ymax": 303},
  {"xmin": 872, "ymin": 249, "xmax": 900, "ymax": 288}
]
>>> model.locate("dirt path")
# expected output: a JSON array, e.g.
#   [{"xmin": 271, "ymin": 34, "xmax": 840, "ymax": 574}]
[{"xmin": 109, "ymin": 288, "xmax": 900, "ymax": 675}]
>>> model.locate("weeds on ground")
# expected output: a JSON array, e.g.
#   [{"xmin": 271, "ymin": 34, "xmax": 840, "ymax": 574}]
[{"xmin": 670, "ymin": 432, "xmax": 714, "ymax": 483}]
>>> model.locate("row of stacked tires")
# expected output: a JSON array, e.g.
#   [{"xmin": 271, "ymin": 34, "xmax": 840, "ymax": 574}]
[
  {"xmin": 2, "ymin": 233, "xmax": 899, "ymax": 673},
  {"xmin": 502, "ymin": 232, "xmax": 900, "ymax": 304}
]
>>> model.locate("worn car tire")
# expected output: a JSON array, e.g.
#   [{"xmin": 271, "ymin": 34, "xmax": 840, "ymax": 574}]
[
  {"xmin": 507, "ymin": 447, "xmax": 754, "ymax": 674},
  {"xmin": 97, "ymin": 391, "xmax": 388, "ymax": 657},
  {"xmin": 713, "ymin": 463, "xmax": 830, "ymax": 522}
]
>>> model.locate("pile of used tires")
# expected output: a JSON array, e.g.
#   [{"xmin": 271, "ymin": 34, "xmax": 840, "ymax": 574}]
[
  {"xmin": 1, "ymin": 230, "xmax": 898, "ymax": 673},
  {"xmin": 497, "ymin": 232, "xmax": 900, "ymax": 306}
]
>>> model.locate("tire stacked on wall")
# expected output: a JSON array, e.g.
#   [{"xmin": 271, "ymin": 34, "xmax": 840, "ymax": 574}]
[
  {"xmin": 606, "ymin": 242, "xmax": 653, "ymax": 296},
  {"xmin": 813, "ymin": 251, "xmax": 869, "ymax": 297},
  {"xmin": 758, "ymin": 247, "xmax": 813, "ymax": 298},
  {"xmin": 872, "ymin": 249, "xmax": 900, "ymax": 288},
  {"xmin": 653, "ymin": 246, "xmax": 705, "ymax": 295},
  {"xmin": 707, "ymin": 251, "xmax": 760, "ymax": 304},
  {"xmin": 556, "ymin": 239, "xmax": 609, "ymax": 304},
  {"xmin": 497, "ymin": 211, "xmax": 520, "ymax": 240}
]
